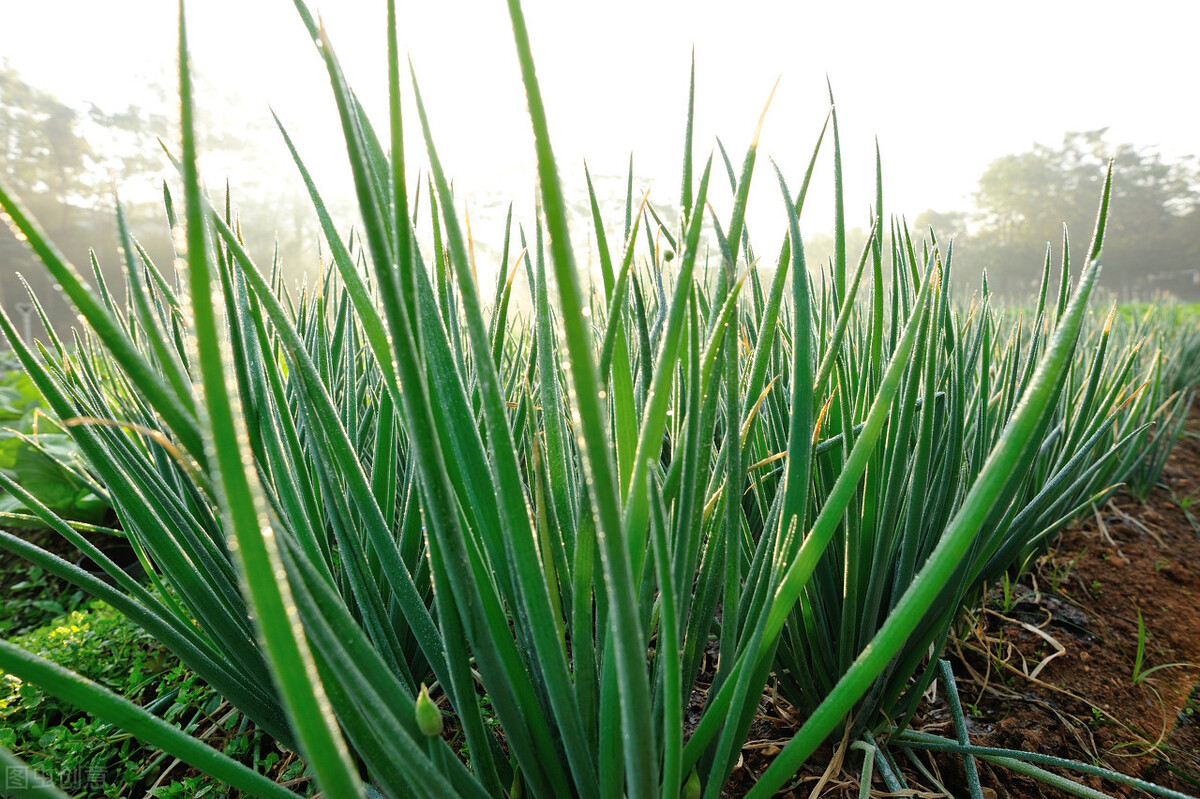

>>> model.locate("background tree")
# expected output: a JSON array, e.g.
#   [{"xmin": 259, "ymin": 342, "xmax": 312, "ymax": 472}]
[
  {"xmin": 920, "ymin": 130, "xmax": 1200, "ymax": 300},
  {"xmin": 1, "ymin": 64, "xmax": 109, "ymax": 339},
  {"xmin": 1, "ymin": 64, "xmax": 328, "ymax": 343}
]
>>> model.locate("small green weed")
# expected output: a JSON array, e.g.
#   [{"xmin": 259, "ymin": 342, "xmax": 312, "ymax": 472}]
[
  {"xmin": 1130, "ymin": 604, "xmax": 1192, "ymax": 686},
  {"xmin": 0, "ymin": 560, "xmax": 89, "ymax": 636},
  {"xmin": 1041, "ymin": 548, "xmax": 1085, "ymax": 594},
  {"xmin": 1, "ymin": 601, "xmax": 173, "ymax": 794},
  {"xmin": 1172, "ymin": 489, "xmax": 1200, "ymax": 534},
  {"xmin": 0, "ymin": 599, "xmax": 312, "ymax": 796},
  {"xmin": 998, "ymin": 572, "xmax": 1020, "ymax": 613}
]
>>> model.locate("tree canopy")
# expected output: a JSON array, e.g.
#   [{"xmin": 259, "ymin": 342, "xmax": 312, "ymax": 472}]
[
  {"xmin": 0, "ymin": 64, "xmax": 327, "ymax": 341},
  {"xmin": 918, "ymin": 130, "xmax": 1200, "ymax": 300}
]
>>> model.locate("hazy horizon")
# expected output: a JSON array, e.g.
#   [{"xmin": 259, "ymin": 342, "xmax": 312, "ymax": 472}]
[
  {"xmin": 2, "ymin": 1, "xmax": 1199, "ymax": 317},
  {"xmin": 3, "ymin": 1, "xmax": 1197, "ymax": 235}
]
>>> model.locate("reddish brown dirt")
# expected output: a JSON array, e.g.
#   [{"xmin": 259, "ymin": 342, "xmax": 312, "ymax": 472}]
[
  {"xmin": 957, "ymin": 414, "xmax": 1200, "ymax": 798},
  {"xmin": 943, "ymin": 405, "xmax": 1200, "ymax": 798},
  {"xmin": 724, "ymin": 406, "xmax": 1200, "ymax": 797}
]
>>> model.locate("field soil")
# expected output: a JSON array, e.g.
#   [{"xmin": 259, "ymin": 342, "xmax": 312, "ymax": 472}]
[{"xmin": 724, "ymin": 403, "xmax": 1200, "ymax": 797}]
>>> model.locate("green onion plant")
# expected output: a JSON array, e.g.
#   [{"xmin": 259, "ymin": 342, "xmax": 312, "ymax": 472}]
[{"xmin": 0, "ymin": 1, "xmax": 1196, "ymax": 797}]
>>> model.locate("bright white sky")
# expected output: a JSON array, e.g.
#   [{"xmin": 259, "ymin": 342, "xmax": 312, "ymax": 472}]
[{"xmin": 2, "ymin": 0, "xmax": 1198, "ymax": 269}]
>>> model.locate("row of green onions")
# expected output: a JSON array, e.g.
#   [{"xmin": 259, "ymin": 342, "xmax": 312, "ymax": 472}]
[{"xmin": 0, "ymin": 1, "xmax": 1196, "ymax": 797}]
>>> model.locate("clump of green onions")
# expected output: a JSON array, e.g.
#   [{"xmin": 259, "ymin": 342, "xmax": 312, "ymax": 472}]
[{"xmin": 0, "ymin": 1, "xmax": 1195, "ymax": 798}]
